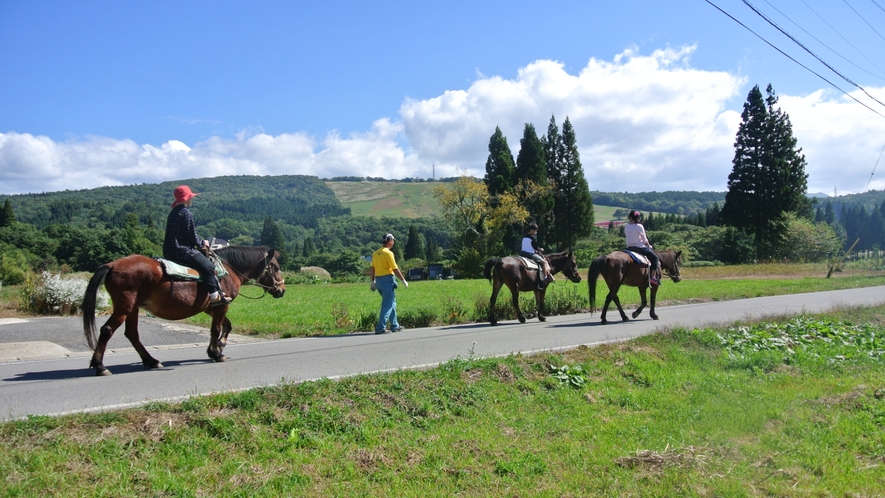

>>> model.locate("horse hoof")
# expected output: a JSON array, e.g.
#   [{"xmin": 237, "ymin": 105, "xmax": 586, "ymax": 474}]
[
  {"xmin": 212, "ymin": 355, "xmax": 227, "ymax": 363},
  {"xmin": 631, "ymin": 311, "xmax": 640, "ymax": 319},
  {"xmin": 96, "ymin": 368, "xmax": 112, "ymax": 376},
  {"xmin": 490, "ymin": 321, "xmax": 498, "ymax": 326},
  {"xmin": 651, "ymin": 315, "xmax": 659, "ymax": 320},
  {"xmin": 538, "ymin": 316, "xmax": 546, "ymax": 322},
  {"xmin": 518, "ymin": 317, "xmax": 526, "ymax": 324},
  {"xmin": 144, "ymin": 362, "xmax": 164, "ymax": 369}
]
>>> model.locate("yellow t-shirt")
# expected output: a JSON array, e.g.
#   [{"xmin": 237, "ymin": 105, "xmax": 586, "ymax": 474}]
[{"xmin": 372, "ymin": 247, "xmax": 398, "ymax": 276}]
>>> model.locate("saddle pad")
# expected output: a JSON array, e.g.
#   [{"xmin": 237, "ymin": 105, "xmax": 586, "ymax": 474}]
[
  {"xmin": 157, "ymin": 258, "xmax": 229, "ymax": 281},
  {"xmin": 621, "ymin": 250, "xmax": 650, "ymax": 266},
  {"xmin": 516, "ymin": 256, "xmax": 541, "ymax": 271}
]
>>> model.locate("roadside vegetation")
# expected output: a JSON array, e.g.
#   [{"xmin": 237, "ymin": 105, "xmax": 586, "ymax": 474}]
[{"xmin": 1, "ymin": 302, "xmax": 883, "ymax": 496}]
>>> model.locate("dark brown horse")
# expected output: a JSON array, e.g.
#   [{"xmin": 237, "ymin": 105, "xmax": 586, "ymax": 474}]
[
  {"xmin": 82, "ymin": 245, "xmax": 286, "ymax": 376},
  {"xmin": 483, "ymin": 251, "xmax": 582, "ymax": 325},
  {"xmin": 588, "ymin": 249, "xmax": 682, "ymax": 324}
]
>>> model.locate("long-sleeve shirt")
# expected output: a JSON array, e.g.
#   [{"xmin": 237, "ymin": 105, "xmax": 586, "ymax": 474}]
[
  {"xmin": 163, "ymin": 205, "xmax": 204, "ymax": 259},
  {"xmin": 625, "ymin": 223, "xmax": 652, "ymax": 249}
]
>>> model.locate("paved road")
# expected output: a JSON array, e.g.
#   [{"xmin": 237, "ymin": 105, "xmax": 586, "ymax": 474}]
[{"xmin": 1, "ymin": 286, "xmax": 884, "ymax": 421}]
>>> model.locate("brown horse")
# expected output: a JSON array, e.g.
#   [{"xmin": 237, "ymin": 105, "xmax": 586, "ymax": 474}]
[
  {"xmin": 82, "ymin": 245, "xmax": 286, "ymax": 376},
  {"xmin": 588, "ymin": 249, "xmax": 683, "ymax": 324},
  {"xmin": 483, "ymin": 251, "xmax": 582, "ymax": 325}
]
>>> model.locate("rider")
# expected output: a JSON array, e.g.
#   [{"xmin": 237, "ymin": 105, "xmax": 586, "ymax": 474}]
[
  {"xmin": 519, "ymin": 222, "xmax": 554, "ymax": 288},
  {"xmin": 163, "ymin": 185, "xmax": 231, "ymax": 306},
  {"xmin": 625, "ymin": 210, "xmax": 661, "ymax": 286}
]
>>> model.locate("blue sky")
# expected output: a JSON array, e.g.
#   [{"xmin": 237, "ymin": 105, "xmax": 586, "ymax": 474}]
[{"xmin": 2, "ymin": 0, "xmax": 885, "ymax": 196}]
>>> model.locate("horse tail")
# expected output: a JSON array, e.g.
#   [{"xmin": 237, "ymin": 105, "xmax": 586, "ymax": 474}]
[
  {"xmin": 83, "ymin": 264, "xmax": 112, "ymax": 351},
  {"xmin": 587, "ymin": 255, "xmax": 607, "ymax": 313},
  {"xmin": 483, "ymin": 258, "xmax": 502, "ymax": 282}
]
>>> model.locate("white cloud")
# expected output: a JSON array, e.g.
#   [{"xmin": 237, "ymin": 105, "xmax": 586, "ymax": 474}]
[{"xmin": 2, "ymin": 46, "xmax": 884, "ymax": 196}]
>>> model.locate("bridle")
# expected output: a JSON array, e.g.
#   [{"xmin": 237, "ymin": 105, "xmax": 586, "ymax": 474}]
[{"xmin": 214, "ymin": 251, "xmax": 285, "ymax": 299}]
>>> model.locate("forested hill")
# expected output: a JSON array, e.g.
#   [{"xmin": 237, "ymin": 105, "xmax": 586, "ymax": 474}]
[
  {"xmin": 1, "ymin": 175, "xmax": 348, "ymax": 230},
  {"xmin": 590, "ymin": 191, "xmax": 726, "ymax": 215}
]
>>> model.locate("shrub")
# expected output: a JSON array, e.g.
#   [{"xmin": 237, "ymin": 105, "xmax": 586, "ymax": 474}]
[{"xmin": 20, "ymin": 271, "xmax": 108, "ymax": 315}]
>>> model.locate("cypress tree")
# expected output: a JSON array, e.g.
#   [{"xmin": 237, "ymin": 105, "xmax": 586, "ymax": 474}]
[
  {"xmin": 260, "ymin": 217, "xmax": 288, "ymax": 265},
  {"xmin": 549, "ymin": 117, "xmax": 594, "ymax": 249},
  {"xmin": 0, "ymin": 199, "xmax": 15, "ymax": 228},
  {"xmin": 720, "ymin": 84, "xmax": 809, "ymax": 259},
  {"xmin": 483, "ymin": 126, "xmax": 516, "ymax": 199},
  {"xmin": 515, "ymin": 123, "xmax": 553, "ymax": 244}
]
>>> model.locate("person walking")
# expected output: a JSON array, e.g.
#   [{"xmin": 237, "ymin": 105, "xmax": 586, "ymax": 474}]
[
  {"xmin": 370, "ymin": 233, "xmax": 409, "ymax": 334},
  {"xmin": 163, "ymin": 185, "xmax": 231, "ymax": 306},
  {"xmin": 624, "ymin": 210, "xmax": 661, "ymax": 286}
]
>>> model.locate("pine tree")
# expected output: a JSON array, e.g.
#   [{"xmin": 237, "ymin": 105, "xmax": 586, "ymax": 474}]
[
  {"xmin": 0, "ymin": 199, "xmax": 15, "ymax": 228},
  {"xmin": 720, "ymin": 84, "xmax": 809, "ymax": 259},
  {"xmin": 302, "ymin": 237, "xmax": 316, "ymax": 257},
  {"xmin": 404, "ymin": 225, "xmax": 425, "ymax": 260},
  {"xmin": 515, "ymin": 123, "xmax": 553, "ymax": 244},
  {"xmin": 549, "ymin": 117, "xmax": 594, "ymax": 249},
  {"xmin": 260, "ymin": 217, "xmax": 288, "ymax": 265},
  {"xmin": 483, "ymin": 126, "xmax": 516, "ymax": 199}
]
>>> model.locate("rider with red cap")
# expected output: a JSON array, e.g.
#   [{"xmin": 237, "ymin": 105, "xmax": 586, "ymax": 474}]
[{"xmin": 163, "ymin": 185, "xmax": 230, "ymax": 306}]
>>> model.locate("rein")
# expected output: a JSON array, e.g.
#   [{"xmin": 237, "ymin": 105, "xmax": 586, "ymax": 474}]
[{"xmin": 212, "ymin": 251, "xmax": 283, "ymax": 299}]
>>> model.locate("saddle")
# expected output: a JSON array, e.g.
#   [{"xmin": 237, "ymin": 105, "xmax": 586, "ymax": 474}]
[
  {"xmin": 515, "ymin": 255, "xmax": 542, "ymax": 271},
  {"xmin": 156, "ymin": 257, "xmax": 229, "ymax": 281},
  {"xmin": 621, "ymin": 250, "xmax": 650, "ymax": 267}
]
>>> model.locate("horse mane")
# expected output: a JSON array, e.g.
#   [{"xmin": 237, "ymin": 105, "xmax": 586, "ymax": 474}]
[{"xmin": 215, "ymin": 245, "xmax": 272, "ymax": 270}]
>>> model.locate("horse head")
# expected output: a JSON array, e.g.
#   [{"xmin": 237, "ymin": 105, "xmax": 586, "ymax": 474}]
[
  {"xmin": 256, "ymin": 248, "xmax": 286, "ymax": 298},
  {"xmin": 662, "ymin": 250, "xmax": 683, "ymax": 283},
  {"xmin": 551, "ymin": 251, "xmax": 582, "ymax": 283}
]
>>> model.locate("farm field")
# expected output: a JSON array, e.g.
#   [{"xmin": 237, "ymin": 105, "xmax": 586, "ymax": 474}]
[{"xmin": 325, "ymin": 180, "xmax": 641, "ymax": 222}]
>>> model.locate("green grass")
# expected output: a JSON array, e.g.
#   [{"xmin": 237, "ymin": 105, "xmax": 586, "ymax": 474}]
[
  {"xmin": 2, "ymin": 305, "xmax": 884, "ymax": 496},
  {"xmin": 182, "ymin": 270, "xmax": 885, "ymax": 337}
]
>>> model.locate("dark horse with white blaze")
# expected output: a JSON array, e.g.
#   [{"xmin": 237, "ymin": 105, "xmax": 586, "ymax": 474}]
[
  {"xmin": 483, "ymin": 251, "xmax": 582, "ymax": 325},
  {"xmin": 82, "ymin": 245, "xmax": 286, "ymax": 376},
  {"xmin": 588, "ymin": 249, "xmax": 682, "ymax": 324}
]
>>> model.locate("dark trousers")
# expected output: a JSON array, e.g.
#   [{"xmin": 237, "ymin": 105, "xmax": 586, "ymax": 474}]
[
  {"xmin": 627, "ymin": 246, "xmax": 660, "ymax": 276},
  {"xmin": 166, "ymin": 252, "xmax": 221, "ymax": 294}
]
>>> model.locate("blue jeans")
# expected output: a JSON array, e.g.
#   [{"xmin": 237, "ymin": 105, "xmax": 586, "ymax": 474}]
[{"xmin": 375, "ymin": 274, "xmax": 400, "ymax": 332}]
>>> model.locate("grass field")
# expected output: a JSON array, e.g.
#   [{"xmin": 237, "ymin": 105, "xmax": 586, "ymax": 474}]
[
  {"xmin": 2, "ymin": 302, "xmax": 883, "ymax": 495},
  {"xmin": 174, "ymin": 263, "xmax": 885, "ymax": 337}
]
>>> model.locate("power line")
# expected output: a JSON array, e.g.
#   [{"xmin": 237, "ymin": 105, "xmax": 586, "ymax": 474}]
[
  {"xmin": 800, "ymin": 0, "xmax": 885, "ymax": 78},
  {"xmin": 742, "ymin": 0, "xmax": 885, "ymax": 110},
  {"xmin": 765, "ymin": 0, "xmax": 885, "ymax": 81},
  {"xmin": 842, "ymin": 0, "xmax": 885, "ymax": 43},
  {"xmin": 704, "ymin": 0, "xmax": 885, "ymax": 119},
  {"xmin": 864, "ymin": 142, "xmax": 885, "ymax": 192}
]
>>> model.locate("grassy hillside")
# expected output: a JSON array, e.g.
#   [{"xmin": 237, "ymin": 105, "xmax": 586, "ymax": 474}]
[{"xmin": 325, "ymin": 181, "xmax": 444, "ymax": 218}]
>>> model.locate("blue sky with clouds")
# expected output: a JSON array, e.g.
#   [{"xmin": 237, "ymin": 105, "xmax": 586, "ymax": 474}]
[{"xmin": 2, "ymin": 0, "xmax": 885, "ymax": 196}]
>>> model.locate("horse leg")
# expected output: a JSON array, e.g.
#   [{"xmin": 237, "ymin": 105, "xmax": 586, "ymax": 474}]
[
  {"xmin": 611, "ymin": 293, "xmax": 629, "ymax": 322},
  {"xmin": 535, "ymin": 289, "xmax": 546, "ymax": 322},
  {"xmin": 122, "ymin": 313, "xmax": 164, "ymax": 369},
  {"xmin": 509, "ymin": 281, "xmax": 526, "ymax": 323},
  {"xmin": 90, "ymin": 313, "xmax": 127, "ymax": 376},
  {"xmin": 632, "ymin": 286, "xmax": 648, "ymax": 319},
  {"xmin": 649, "ymin": 286, "xmax": 659, "ymax": 320},
  {"xmin": 206, "ymin": 311, "xmax": 228, "ymax": 362},
  {"xmin": 488, "ymin": 276, "xmax": 503, "ymax": 326}
]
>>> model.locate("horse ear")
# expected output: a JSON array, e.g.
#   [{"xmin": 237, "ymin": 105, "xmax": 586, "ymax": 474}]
[
  {"xmin": 676, "ymin": 250, "xmax": 682, "ymax": 258},
  {"xmin": 267, "ymin": 248, "xmax": 277, "ymax": 259}
]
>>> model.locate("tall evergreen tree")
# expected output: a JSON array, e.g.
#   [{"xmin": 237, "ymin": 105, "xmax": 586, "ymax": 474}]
[
  {"xmin": 483, "ymin": 126, "xmax": 516, "ymax": 199},
  {"xmin": 515, "ymin": 123, "xmax": 553, "ymax": 244},
  {"xmin": 404, "ymin": 225, "xmax": 425, "ymax": 260},
  {"xmin": 302, "ymin": 237, "xmax": 316, "ymax": 257},
  {"xmin": 549, "ymin": 117, "xmax": 594, "ymax": 249},
  {"xmin": 720, "ymin": 84, "xmax": 809, "ymax": 259},
  {"xmin": 0, "ymin": 199, "xmax": 15, "ymax": 228},
  {"xmin": 260, "ymin": 216, "xmax": 288, "ymax": 265}
]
